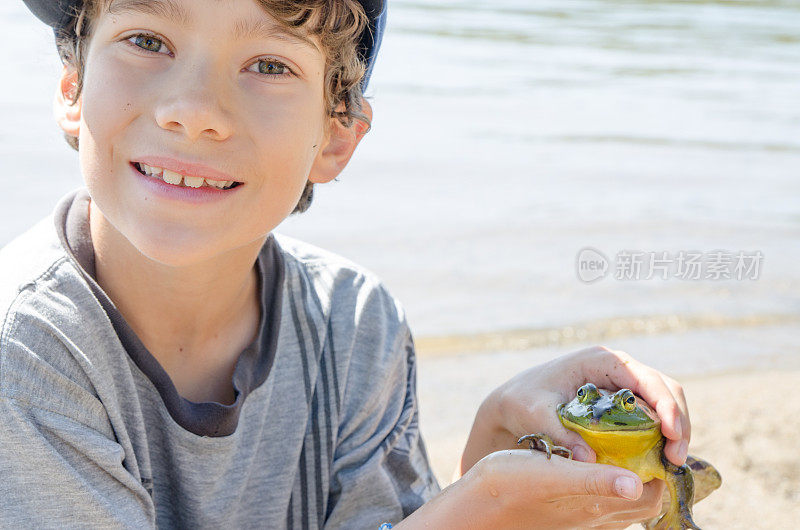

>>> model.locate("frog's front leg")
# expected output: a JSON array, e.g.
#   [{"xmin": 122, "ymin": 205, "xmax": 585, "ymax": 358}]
[
  {"xmin": 516, "ymin": 433, "xmax": 573, "ymax": 460},
  {"xmin": 648, "ymin": 452, "xmax": 701, "ymax": 530}
]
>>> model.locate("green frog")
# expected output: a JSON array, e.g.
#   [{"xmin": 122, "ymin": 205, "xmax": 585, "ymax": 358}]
[{"xmin": 517, "ymin": 383, "xmax": 721, "ymax": 530}]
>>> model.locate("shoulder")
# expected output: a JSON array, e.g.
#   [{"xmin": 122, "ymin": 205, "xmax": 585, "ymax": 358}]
[
  {"xmin": 0, "ymin": 217, "xmax": 110, "ymax": 433},
  {"xmin": 0, "ymin": 214, "xmax": 69, "ymax": 307},
  {"xmin": 272, "ymin": 232, "xmax": 415, "ymax": 411},
  {"xmin": 272, "ymin": 232, "xmax": 412, "ymax": 390},
  {"xmin": 0, "ymin": 213, "xmax": 80, "ymax": 347},
  {"xmin": 272, "ymin": 231, "xmax": 409, "ymax": 333},
  {"xmin": 272, "ymin": 231, "xmax": 383, "ymax": 287}
]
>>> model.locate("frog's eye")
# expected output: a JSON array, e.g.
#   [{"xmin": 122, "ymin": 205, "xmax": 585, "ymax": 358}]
[
  {"xmin": 576, "ymin": 383, "xmax": 597, "ymax": 403},
  {"xmin": 620, "ymin": 390, "xmax": 637, "ymax": 411}
]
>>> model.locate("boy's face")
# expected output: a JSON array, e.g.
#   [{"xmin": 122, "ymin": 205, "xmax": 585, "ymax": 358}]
[{"xmin": 56, "ymin": 0, "xmax": 368, "ymax": 266}]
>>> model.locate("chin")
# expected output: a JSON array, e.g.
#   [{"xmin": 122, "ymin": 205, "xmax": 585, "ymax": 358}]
[
  {"xmin": 134, "ymin": 241, "xmax": 217, "ymax": 269},
  {"xmin": 126, "ymin": 225, "xmax": 230, "ymax": 268}
]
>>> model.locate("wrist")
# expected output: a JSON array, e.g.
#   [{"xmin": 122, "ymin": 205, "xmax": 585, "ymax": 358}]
[
  {"xmin": 458, "ymin": 391, "xmax": 509, "ymax": 477},
  {"xmin": 397, "ymin": 462, "xmax": 500, "ymax": 529}
]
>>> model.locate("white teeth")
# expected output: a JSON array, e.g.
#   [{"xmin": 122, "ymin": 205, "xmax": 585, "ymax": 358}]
[
  {"xmin": 143, "ymin": 164, "xmax": 163, "ymax": 177},
  {"xmin": 162, "ymin": 169, "xmax": 183, "ymax": 185},
  {"xmin": 137, "ymin": 163, "xmax": 237, "ymax": 189},
  {"xmin": 183, "ymin": 175, "xmax": 204, "ymax": 188}
]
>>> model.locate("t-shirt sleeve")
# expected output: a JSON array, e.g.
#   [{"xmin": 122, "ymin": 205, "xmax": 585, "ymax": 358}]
[
  {"xmin": 0, "ymin": 398, "xmax": 156, "ymax": 528},
  {"xmin": 324, "ymin": 282, "xmax": 441, "ymax": 530},
  {"xmin": 0, "ymin": 323, "xmax": 156, "ymax": 528}
]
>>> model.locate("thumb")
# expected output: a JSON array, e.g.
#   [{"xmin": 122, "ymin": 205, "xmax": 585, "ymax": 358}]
[
  {"xmin": 587, "ymin": 469, "xmax": 643, "ymax": 500},
  {"xmin": 557, "ymin": 461, "xmax": 644, "ymax": 500}
]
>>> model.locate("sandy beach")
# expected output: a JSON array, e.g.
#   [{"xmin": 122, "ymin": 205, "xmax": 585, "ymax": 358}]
[{"xmin": 418, "ymin": 356, "xmax": 800, "ymax": 528}]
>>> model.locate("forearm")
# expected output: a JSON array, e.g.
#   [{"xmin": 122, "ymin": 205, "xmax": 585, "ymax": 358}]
[
  {"xmin": 456, "ymin": 392, "xmax": 511, "ymax": 479},
  {"xmin": 397, "ymin": 441, "xmax": 663, "ymax": 530}
]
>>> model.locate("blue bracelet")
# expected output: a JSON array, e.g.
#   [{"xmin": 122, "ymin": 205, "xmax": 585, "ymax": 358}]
[{"xmin": 378, "ymin": 524, "xmax": 393, "ymax": 530}]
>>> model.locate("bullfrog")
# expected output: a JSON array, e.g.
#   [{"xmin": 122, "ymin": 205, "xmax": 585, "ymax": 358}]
[{"xmin": 517, "ymin": 383, "xmax": 721, "ymax": 530}]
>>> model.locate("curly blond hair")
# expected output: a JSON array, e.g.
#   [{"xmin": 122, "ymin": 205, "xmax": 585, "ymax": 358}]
[{"xmin": 55, "ymin": 0, "xmax": 373, "ymax": 214}]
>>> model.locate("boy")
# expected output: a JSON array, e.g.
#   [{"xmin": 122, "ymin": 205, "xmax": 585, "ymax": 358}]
[{"xmin": 3, "ymin": 0, "xmax": 691, "ymax": 527}]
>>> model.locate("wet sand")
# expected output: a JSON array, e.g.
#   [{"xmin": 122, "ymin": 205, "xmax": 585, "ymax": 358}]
[{"xmin": 418, "ymin": 360, "xmax": 800, "ymax": 528}]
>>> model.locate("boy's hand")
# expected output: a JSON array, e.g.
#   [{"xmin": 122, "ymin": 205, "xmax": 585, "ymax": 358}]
[
  {"xmin": 456, "ymin": 346, "xmax": 691, "ymax": 478},
  {"xmin": 398, "ymin": 448, "xmax": 665, "ymax": 529}
]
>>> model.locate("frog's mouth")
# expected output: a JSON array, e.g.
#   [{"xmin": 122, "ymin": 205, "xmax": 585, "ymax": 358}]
[{"xmin": 561, "ymin": 415, "xmax": 654, "ymax": 432}]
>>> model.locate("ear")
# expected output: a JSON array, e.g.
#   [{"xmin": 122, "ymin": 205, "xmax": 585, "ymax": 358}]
[
  {"xmin": 53, "ymin": 64, "xmax": 82, "ymax": 138},
  {"xmin": 308, "ymin": 98, "xmax": 372, "ymax": 184}
]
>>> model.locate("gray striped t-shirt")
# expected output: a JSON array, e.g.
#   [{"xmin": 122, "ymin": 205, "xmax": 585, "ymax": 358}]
[{"xmin": 0, "ymin": 187, "xmax": 440, "ymax": 528}]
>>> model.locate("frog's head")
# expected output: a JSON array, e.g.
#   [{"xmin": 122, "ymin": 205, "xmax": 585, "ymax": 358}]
[{"xmin": 557, "ymin": 383, "xmax": 659, "ymax": 433}]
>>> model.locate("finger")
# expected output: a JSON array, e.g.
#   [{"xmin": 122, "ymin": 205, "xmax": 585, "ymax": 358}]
[
  {"xmin": 662, "ymin": 375, "xmax": 691, "ymax": 466},
  {"xmin": 542, "ymin": 457, "xmax": 644, "ymax": 500},
  {"xmin": 526, "ymin": 423, "xmax": 599, "ymax": 464},
  {"xmin": 662, "ymin": 374, "xmax": 690, "ymax": 429},
  {"xmin": 530, "ymin": 427, "xmax": 597, "ymax": 464},
  {"xmin": 570, "ymin": 438, "xmax": 596, "ymax": 464},
  {"xmin": 580, "ymin": 348, "xmax": 684, "ymax": 444},
  {"xmin": 555, "ymin": 480, "xmax": 665, "ymax": 529},
  {"xmin": 586, "ymin": 481, "xmax": 666, "ymax": 528},
  {"xmin": 614, "ymin": 479, "xmax": 665, "ymax": 518},
  {"xmin": 585, "ymin": 477, "xmax": 666, "ymax": 516},
  {"xmin": 540, "ymin": 396, "xmax": 598, "ymax": 463},
  {"xmin": 510, "ymin": 392, "xmax": 598, "ymax": 463},
  {"xmin": 662, "ymin": 375, "xmax": 690, "ymax": 439},
  {"xmin": 488, "ymin": 450, "xmax": 643, "ymax": 500}
]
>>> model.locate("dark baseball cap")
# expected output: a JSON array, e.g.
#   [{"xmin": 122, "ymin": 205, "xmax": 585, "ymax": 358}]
[{"xmin": 22, "ymin": 0, "xmax": 387, "ymax": 91}]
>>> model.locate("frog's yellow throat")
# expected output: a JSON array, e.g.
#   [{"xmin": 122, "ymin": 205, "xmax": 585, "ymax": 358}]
[{"xmin": 560, "ymin": 417, "xmax": 665, "ymax": 482}]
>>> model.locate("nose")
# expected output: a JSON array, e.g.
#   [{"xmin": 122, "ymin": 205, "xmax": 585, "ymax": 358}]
[{"xmin": 154, "ymin": 64, "xmax": 234, "ymax": 142}]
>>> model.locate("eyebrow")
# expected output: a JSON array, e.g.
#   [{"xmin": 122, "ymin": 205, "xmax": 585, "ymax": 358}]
[{"xmin": 107, "ymin": 0, "xmax": 319, "ymax": 52}]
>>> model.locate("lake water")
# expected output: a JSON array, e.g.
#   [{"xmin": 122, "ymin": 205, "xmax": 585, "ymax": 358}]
[{"xmin": 1, "ymin": 0, "xmax": 798, "ymax": 374}]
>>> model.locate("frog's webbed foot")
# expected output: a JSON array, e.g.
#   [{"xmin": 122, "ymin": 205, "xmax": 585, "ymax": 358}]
[
  {"xmin": 516, "ymin": 433, "xmax": 573, "ymax": 460},
  {"xmin": 686, "ymin": 455, "xmax": 722, "ymax": 504},
  {"xmin": 647, "ymin": 510, "xmax": 701, "ymax": 530}
]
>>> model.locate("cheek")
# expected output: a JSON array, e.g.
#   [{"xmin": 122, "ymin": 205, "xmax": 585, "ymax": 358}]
[
  {"xmin": 244, "ymin": 91, "xmax": 325, "ymax": 177},
  {"xmin": 82, "ymin": 48, "xmax": 142, "ymax": 128},
  {"xmin": 79, "ymin": 53, "xmax": 142, "ymax": 179}
]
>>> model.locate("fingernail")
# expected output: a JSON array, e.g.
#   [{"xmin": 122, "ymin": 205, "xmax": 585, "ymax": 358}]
[
  {"xmin": 614, "ymin": 476, "xmax": 638, "ymax": 500},
  {"xmin": 573, "ymin": 446, "xmax": 589, "ymax": 462}
]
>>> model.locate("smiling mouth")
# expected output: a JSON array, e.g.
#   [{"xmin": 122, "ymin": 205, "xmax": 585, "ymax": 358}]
[{"xmin": 133, "ymin": 162, "xmax": 242, "ymax": 190}]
